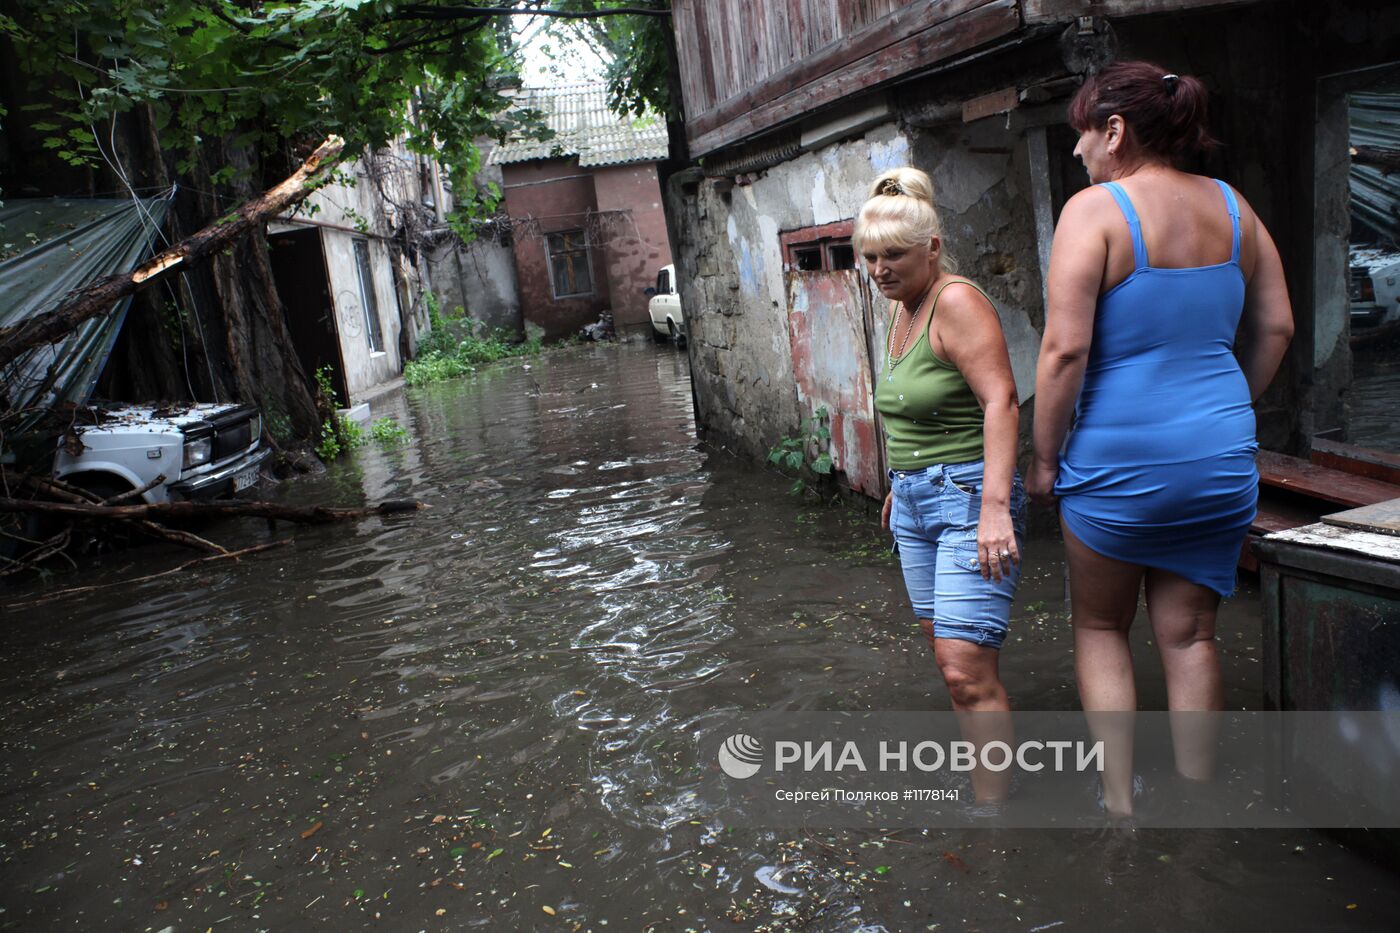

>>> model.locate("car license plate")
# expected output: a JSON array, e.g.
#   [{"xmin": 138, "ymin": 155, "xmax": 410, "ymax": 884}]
[{"xmin": 232, "ymin": 465, "xmax": 259, "ymax": 492}]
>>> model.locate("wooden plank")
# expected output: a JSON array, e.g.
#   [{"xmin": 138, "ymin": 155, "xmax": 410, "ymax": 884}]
[
  {"xmin": 963, "ymin": 86, "xmax": 1020, "ymax": 122},
  {"xmin": 1262, "ymin": 521, "xmax": 1400, "ymax": 566},
  {"xmin": 686, "ymin": 0, "xmax": 994, "ymax": 142},
  {"xmin": 1311, "ymin": 437, "xmax": 1400, "ymax": 487},
  {"xmin": 688, "ymin": 0, "xmax": 1020, "ymax": 157},
  {"xmin": 1022, "ymin": 0, "xmax": 1265, "ymax": 25},
  {"xmin": 1323, "ymin": 499, "xmax": 1400, "ymax": 538},
  {"xmin": 1252, "ymin": 509, "xmax": 1303, "ymax": 535},
  {"xmin": 1257, "ymin": 450, "xmax": 1400, "ymax": 509}
]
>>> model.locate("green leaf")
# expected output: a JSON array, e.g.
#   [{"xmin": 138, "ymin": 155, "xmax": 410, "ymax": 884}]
[
  {"xmin": 485, "ymin": 847, "xmax": 504, "ymax": 861},
  {"xmin": 811, "ymin": 453, "xmax": 834, "ymax": 475},
  {"xmin": 874, "ymin": 865, "xmax": 891, "ymax": 875}
]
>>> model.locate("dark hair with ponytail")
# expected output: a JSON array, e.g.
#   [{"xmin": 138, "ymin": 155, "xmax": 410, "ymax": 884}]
[{"xmin": 1067, "ymin": 61, "xmax": 1217, "ymax": 161}]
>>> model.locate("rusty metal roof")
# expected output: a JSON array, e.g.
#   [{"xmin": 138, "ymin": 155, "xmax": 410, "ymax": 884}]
[{"xmin": 487, "ymin": 83, "xmax": 669, "ymax": 168}]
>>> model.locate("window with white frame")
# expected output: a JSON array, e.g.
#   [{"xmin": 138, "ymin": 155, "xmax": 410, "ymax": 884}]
[{"xmin": 353, "ymin": 238, "xmax": 385, "ymax": 353}]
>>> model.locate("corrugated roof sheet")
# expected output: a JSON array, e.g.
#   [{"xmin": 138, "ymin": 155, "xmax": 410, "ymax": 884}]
[
  {"xmin": 487, "ymin": 82, "xmax": 669, "ymax": 168},
  {"xmin": 1350, "ymin": 91, "xmax": 1400, "ymax": 244}
]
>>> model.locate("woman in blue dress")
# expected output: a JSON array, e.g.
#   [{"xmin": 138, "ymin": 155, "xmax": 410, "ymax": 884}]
[{"xmin": 1028, "ymin": 61, "xmax": 1294, "ymax": 816}]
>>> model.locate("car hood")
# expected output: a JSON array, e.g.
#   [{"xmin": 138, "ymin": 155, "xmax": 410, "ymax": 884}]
[{"xmin": 75, "ymin": 402, "xmax": 245, "ymax": 435}]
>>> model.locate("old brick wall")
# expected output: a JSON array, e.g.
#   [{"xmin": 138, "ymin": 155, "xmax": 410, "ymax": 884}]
[
  {"xmin": 500, "ymin": 158, "xmax": 611, "ymax": 340},
  {"xmin": 592, "ymin": 162, "xmax": 673, "ymax": 334}
]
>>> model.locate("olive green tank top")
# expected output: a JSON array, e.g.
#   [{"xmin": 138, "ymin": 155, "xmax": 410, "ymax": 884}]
[{"xmin": 875, "ymin": 280, "xmax": 987, "ymax": 469}]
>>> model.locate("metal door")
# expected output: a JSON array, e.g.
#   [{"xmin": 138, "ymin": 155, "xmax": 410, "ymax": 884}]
[{"xmin": 784, "ymin": 268, "xmax": 887, "ymax": 499}]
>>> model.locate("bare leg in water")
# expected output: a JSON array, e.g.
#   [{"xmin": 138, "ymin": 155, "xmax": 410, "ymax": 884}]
[{"xmin": 920, "ymin": 619, "xmax": 1014, "ymax": 803}]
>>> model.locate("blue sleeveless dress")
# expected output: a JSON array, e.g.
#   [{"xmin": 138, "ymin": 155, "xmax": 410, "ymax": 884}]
[{"xmin": 1054, "ymin": 179, "xmax": 1257, "ymax": 596}]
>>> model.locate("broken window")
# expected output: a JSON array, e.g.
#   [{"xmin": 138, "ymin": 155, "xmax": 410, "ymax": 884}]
[
  {"xmin": 548, "ymin": 230, "xmax": 593, "ymax": 298},
  {"xmin": 353, "ymin": 238, "xmax": 385, "ymax": 353},
  {"xmin": 827, "ymin": 242, "xmax": 856, "ymax": 270},
  {"xmin": 782, "ymin": 223, "xmax": 856, "ymax": 273}
]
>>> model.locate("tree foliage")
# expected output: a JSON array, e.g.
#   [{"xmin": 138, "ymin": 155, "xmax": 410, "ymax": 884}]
[
  {"xmin": 546, "ymin": 1, "xmax": 679, "ymax": 120},
  {"xmin": 3, "ymin": 2, "xmax": 556, "ymax": 219}
]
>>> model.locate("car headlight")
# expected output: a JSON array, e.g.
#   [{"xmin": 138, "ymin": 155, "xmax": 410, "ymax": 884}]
[{"xmin": 183, "ymin": 437, "xmax": 212, "ymax": 468}]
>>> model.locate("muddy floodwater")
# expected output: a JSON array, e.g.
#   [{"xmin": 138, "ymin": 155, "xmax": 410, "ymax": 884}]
[{"xmin": 3, "ymin": 342, "xmax": 1399, "ymax": 931}]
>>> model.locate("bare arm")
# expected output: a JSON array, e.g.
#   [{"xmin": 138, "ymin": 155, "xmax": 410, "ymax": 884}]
[
  {"xmin": 935, "ymin": 281, "xmax": 1021, "ymax": 578},
  {"xmin": 1236, "ymin": 208, "xmax": 1293, "ymax": 400},
  {"xmin": 1029, "ymin": 189, "xmax": 1109, "ymax": 503}
]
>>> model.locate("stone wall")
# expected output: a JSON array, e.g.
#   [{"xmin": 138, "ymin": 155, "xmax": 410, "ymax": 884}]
[
  {"xmin": 670, "ymin": 0, "xmax": 1400, "ymax": 489},
  {"xmin": 669, "ymin": 120, "xmax": 1045, "ymax": 468}
]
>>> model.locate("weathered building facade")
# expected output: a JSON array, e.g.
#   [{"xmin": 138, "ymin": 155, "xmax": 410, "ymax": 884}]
[
  {"xmin": 268, "ymin": 141, "xmax": 439, "ymax": 403},
  {"xmin": 490, "ymin": 84, "xmax": 674, "ymax": 340},
  {"xmin": 664, "ymin": 0, "xmax": 1400, "ymax": 498}
]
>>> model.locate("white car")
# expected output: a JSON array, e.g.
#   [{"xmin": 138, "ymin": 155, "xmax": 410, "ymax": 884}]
[
  {"xmin": 647, "ymin": 264, "xmax": 686, "ymax": 347},
  {"xmin": 1349, "ymin": 245, "xmax": 1400, "ymax": 336},
  {"xmin": 53, "ymin": 402, "xmax": 270, "ymax": 503}
]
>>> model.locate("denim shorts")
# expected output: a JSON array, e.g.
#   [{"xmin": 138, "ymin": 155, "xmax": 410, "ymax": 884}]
[{"xmin": 888, "ymin": 459, "xmax": 1027, "ymax": 649}]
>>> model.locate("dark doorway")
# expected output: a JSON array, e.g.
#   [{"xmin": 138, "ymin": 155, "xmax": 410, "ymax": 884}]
[{"xmin": 269, "ymin": 228, "xmax": 349, "ymax": 404}]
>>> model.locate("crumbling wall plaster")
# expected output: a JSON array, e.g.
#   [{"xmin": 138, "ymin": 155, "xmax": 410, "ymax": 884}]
[{"xmin": 675, "ymin": 120, "xmax": 1046, "ymax": 473}]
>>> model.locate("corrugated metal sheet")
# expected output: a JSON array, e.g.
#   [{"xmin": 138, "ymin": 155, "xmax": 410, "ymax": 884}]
[
  {"xmin": 0, "ymin": 195, "xmax": 170, "ymax": 429},
  {"xmin": 1350, "ymin": 91, "xmax": 1400, "ymax": 243},
  {"xmin": 488, "ymin": 83, "xmax": 669, "ymax": 168}
]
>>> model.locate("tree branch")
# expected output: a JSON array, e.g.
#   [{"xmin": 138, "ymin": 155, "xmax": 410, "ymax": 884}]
[
  {"xmin": 0, "ymin": 135, "xmax": 347, "ymax": 372},
  {"xmin": 4, "ymin": 540, "xmax": 292, "ymax": 607},
  {"xmin": 1352, "ymin": 144, "xmax": 1400, "ymax": 175},
  {"xmin": 0, "ymin": 496, "xmax": 425, "ymax": 524}
]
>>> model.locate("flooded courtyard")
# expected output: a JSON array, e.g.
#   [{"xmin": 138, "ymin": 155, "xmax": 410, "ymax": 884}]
[{"xmin": 3, "ymin": 342, "xmax": 1398, "ymax": 931}]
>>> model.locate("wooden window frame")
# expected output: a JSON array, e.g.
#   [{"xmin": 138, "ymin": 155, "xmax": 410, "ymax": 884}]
[
  {"xmin": 546, "ymin": 230, "xmax": 594, "ymax": 299},
  {"xmin": 781, "ymin": 220, "xmax": 856, "ymax": 273}
]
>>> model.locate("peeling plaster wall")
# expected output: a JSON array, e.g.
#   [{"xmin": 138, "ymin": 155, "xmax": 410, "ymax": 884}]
[
  {"xmin": 424, "ymin": 159, "xmax": 522, "ymax": 337},
  {"xmin": 672, "ymin": 120, "xmax": 1044, "ymax": 471},
  {"xmin": 671, "ymin": 125, "xmax": 908, "ymax": 462},
  {"xmin": 426, "ymin": 237, "xmax": 522, "ymax": 337}
]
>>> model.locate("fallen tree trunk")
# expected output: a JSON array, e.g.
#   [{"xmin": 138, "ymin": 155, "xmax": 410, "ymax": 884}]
[
  {"xmin": 0, "ymin": 135, "xmax": 346, "ymax": 371},
  {"xmin": 20, "ymin": 477, "xmax": 228, "ymax": 554},
  {"xmin": 0, "ymin": 496, "xmax": 424, "ymax": 524}
]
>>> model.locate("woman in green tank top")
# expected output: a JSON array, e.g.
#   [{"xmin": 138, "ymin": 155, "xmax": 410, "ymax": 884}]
[{"xmin": 857, "ymin": 167, "xmax": 1027, "ymax": 804}]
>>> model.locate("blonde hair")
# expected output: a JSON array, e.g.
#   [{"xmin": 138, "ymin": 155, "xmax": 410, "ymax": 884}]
[{"xmin": 853, "ymin": 167, "xmax": 953, "ymax": 270}]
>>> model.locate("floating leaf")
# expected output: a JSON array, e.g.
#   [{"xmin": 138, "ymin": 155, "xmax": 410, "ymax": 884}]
[{"xmin": 485, "ymin": 847, "xmax": 504, "ymax": 861}]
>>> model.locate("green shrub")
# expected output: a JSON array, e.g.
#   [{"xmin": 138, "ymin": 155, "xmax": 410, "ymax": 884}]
[
  {"xmin": 369, "ymin": 416, "xmax": 410, "ymax": 445},
  {"xmin": 768, "ymin": 407, "xmax": 835, "ymax": 496},
  {"xmin": 405, "ymin": 293, "xmax": 548, "ymax": 387}
]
